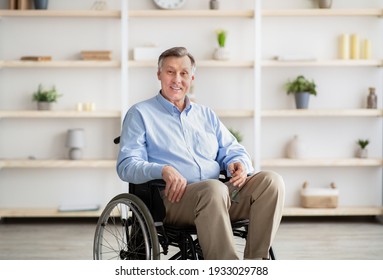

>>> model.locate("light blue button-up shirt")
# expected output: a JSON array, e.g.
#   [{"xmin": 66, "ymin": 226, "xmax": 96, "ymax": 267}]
[{"xmin": 117, "ymin": 93, "xmax": 254, "ymax": 184}]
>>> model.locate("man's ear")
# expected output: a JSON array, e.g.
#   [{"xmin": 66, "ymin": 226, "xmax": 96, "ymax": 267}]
[{"xmin": 157, "ymin": 70, "xmax": 161, "ymax": 80}]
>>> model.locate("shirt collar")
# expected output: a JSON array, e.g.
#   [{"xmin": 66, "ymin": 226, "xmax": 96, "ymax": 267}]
[{"xmin": 156, "ymin": 91, "xmax": 193, "ymax": 115}]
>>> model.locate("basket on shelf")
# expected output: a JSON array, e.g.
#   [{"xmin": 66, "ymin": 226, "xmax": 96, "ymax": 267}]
[{"xmin": 300, "ymin": 181, "xmax": 339, "ymax": 208}]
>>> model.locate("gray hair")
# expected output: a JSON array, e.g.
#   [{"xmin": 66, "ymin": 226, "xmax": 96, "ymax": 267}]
[{"xmin": 157, "ymin": 47, "xmax": 196, "ymax": 74}]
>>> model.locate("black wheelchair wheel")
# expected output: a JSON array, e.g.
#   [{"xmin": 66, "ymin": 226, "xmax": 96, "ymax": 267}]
[{"xmin": 93, "ymin": 193, "xmax": 160, "ymax": 260}]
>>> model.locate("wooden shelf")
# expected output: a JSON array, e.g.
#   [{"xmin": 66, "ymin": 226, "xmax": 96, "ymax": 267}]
[
  {"xmin": 0, "ymin": 159, "xmax": 115, "ymax": 169},
  {"xmin": 262, "ymin": 158, "xmax": 383, "ymax": 167},
  {"xmin": 129, "ymin": 60, "xmax": 382, "ymax": 68},
  {"xmin": 128, "ymin": 10, "xmax": 254, "ymax": 18},
  {"xmin": 262, "ymin": 109, "xmax": 383, "ymax": 117},
  {"xmin": 0, "ymin": 9, "xmax": 120, "ymax": 18},
  {"xmin": 262, "ymin": 59, "xmax": 382, "ymax": 67},
  {"xmin": 2, "ymin": 9, "xmax": 378, "ymax": 19},
  {"xmin": 1, "ymin": 206, "xmax": 381, "ymax": 218},
  {"xmin": 129, "ymin": 60, "xmax": 254, "ymax": 68},
  {"xmin": 216, "ymin": 110, "xmax": 254, "ymax": 118},
  {"xmin": 0, "ymin": 110, "xmax": 121, "ymax": 119},
  {"xmin": 0, "ymin": 208, "xmax": 102, "ymax": 218},
  {"xmin": 263, "ymin": 9, "xmax": 382, "ymax": 17},
  {"xmin": 0, "ymin": 60, "xmax": 120, "ymax": 68},
  {"xmin": 213, "ymin": 109, "xmax": 383, "ymax": 118},
  {"xmin": 283, "ymin": 206, "xmax": 383, "ymax": 217}
]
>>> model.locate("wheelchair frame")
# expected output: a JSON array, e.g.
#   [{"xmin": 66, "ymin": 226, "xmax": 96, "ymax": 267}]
[{"xmin": 93, "ymin": 137, "xmax": 276, "ymax": 260}]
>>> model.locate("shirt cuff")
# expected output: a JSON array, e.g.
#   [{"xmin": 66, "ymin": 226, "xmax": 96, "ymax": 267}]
[{"xmin": 149, "ymin": 163, "xmax": 166, "ymax": 179}]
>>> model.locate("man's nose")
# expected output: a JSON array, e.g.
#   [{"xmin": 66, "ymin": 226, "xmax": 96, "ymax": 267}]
[{"xmin": 173, "ymin": 73, "xmax": 182, "ymax": 82}]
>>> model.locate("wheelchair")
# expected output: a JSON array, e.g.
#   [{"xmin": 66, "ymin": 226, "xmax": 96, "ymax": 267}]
[{"xmin": 93, "ymin": 137, "xmax": 276, "ymax": 260}]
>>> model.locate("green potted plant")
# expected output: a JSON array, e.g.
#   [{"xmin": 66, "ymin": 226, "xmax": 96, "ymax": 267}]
[
  {"xmin": 285, "ymin": 75, "xmax": 317, "ymax": 109},
  {"xmin": 356, "ymin": 139, "xmax": 369, "ymax": 158},
  {"xmin": 213, "ymin": 29, "xmax": 230, "ymax": 60},
  {"xmin": 32, "ymin": 84, "xmax": 62, "ymax": 110},
  {"xmin": 228, "ymin": 128, "xmax": 243, "ymax": 143}
]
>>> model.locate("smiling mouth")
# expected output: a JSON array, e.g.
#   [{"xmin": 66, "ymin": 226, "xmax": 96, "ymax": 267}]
[{"xmin": 170, "ymin": 85, "xmax": 182, "ymax": 91}]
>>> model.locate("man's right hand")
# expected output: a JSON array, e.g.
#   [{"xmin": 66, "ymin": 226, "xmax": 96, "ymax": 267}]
[{"xmin": 162, "ymin": 165, "xmax": 187, "ymax": 203}]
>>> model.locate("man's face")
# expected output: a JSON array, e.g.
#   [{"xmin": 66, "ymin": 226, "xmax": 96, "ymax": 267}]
[{"xmin": 157, "ymin": 56, "xmax": 194, "ymax": 106}]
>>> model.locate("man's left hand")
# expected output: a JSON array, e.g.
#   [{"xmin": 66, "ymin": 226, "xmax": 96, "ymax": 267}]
[{"xmin": 228, "ymin": 162, "xmax": 247, "ymax": 188}]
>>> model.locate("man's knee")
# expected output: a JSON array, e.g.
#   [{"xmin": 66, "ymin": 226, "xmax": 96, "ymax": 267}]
[
  {"xmin": 253, "ymin": 170, "xmax": 285, "ymax": 196},
  {"xmin": 196, "ymin": 179, "xmax": 230, "ymax": 210}
]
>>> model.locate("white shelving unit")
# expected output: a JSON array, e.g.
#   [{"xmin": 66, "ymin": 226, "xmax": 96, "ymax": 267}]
[
  {"xmin": 0, "ymin": 0, "xmax": 382, "ymax": 218},
  {"xmin": 261, "ymin": 0, "xmax": 383, "ymax": 216},
  {"xmin": 0, "ymin": 2, "xmax": 123, "ymax": 218}
]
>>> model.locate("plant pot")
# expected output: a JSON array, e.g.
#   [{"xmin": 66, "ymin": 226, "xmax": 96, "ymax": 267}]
[
  {"xmin": 213, "ymin": 47, "xmax": 230, "ymax": 60},
  {"xmin": 209, "ymin": 0, "xmax": 219, "ymax": 10},
  {"xmin": 356, "ymin": 148, "xmax": 368, "ymax": 158},
  {"xmin": 294, "ymin": 92, "xmax": 310, "ymax": 109},
  {"xmin": 34, "ymin": 0, "xmax": 48, "ymax": 10},
  {"xmin": 318, "ymin": 0, "xmax": 332, "ymax": 9},
  {"xmin": 37, "ymin": 101, "xmax": 52, "ymax": 110}
]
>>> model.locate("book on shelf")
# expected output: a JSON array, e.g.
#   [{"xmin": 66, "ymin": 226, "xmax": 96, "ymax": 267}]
[
  {"xmin": 58, "ymin": 203, "xmax": 100, "ymax": 212},
  {"xmin": 9, "ymin": 0, "xmax": 31, "ymax": 10},
  {"xmin": 80, "ymin": 51, "xmax": 112, "ymax": 61},
  {"xmin": 20, "ymin": 56, "xmax": 52, "ymax": 61}
]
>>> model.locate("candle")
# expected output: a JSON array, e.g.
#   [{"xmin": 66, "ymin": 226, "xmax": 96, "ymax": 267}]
[
  {"xmin": 350, "ymin": 34, "xmax": 360, "ymax": 59},
  {"xmin": 339, "ymin": 34, "xmax": 349, "ymax": 59},
  {"xmin": 362, "ymin": 39, "xmax": 371, "ymax": 59},
  {"xmin": 76, "ymin": 102, "xmax": 83, "ymax": 112}
]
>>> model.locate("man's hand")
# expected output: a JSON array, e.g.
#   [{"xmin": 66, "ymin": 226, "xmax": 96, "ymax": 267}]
[
  {"xmin": 162, "ymin": 165, "xmax": 187, "ymax": 203},
  {"xmin": 228, "ymin": 162, "xmax": 247, "ymax": 188}
]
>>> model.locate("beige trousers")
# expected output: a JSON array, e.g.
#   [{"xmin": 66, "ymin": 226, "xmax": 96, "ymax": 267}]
[{"xmin": 162, "ymin": 170, "xmax": 285, "ymax": 260}]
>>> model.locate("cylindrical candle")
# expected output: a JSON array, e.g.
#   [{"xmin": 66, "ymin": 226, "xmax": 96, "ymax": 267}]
[
  {"xmin": 350, "ymin": 34, "xmax": 360, "ymax": 59},
  {"xmin": 76, "ymin": 102, "xmax": 83, "ymax": 112},
  {"xmin": 362, "ymin": 39, "xmax": 371, "ymax": 59},
  {"xmin": 339, "ymin": 34, "xmax": 350, "ymax": 59}
]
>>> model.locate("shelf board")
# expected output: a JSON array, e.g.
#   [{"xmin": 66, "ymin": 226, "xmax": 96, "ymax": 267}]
[
  {"xmin": 0, "ymin": 9, "xmax": 120, "ymax": 18},
  {"xmin": 1, "ymin": 206, "xmax": 381, "ymax": 218},
  {"xmin": 0, "ymin": 159, "xmax": 115, "ymax": 169},
  {"xmin": 128, "ymin": 60, "xmax": 254, "ymax": 68},
  {"xmin": 263, "ymin": 9, "xmax": 383, "ymax": 17},
  {"xmin": 262, "ymin": 158, "xmax": 383, "ymax": 167},
  {"xmin": 262, "ymin": 109, "xmax": 383, "ymax": 117},
  {"xmin": 262, "ymin": 59, "xmax": 382, "ymax": 67},
  {"xmin": 129, "ymin": 60, "xmax": 382, "ymax": 68},
  {"xmin": 128, "ymin": 10, "xmax": 254, "ymax": 18},
  {"xmin": 0, "ymin": 60, "xmax": 120, "ymax": 68},
  {"xmin": 0, "ymin": 110, "xmax": 121, "ymax": 119},
  {"xmin": 283, "ymin": 207, "xmax": 383, "ymax": 216},
  {"xmin": 0, "ymin": 208, "xmax": 103, "ymax": 218},
  {"xmin": 213, "ymin": 109, "xmax": 383, "ymax": 118},
  {"xmin": 3, "ymin": 9, "xmax": 376, "ymax": 19},
  {"xmin": 216, "ymin": 110, "xmax": 254, "ymax": 118}
]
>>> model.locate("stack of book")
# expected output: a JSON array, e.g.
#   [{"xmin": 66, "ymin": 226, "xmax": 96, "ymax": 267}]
[
  {"xmin": 20, "ymin": 56, "xmax": 52, "ymax": 61},
  {"xmin": 80, "ymin": 51, "xmax": 112, "ymax": 61}
]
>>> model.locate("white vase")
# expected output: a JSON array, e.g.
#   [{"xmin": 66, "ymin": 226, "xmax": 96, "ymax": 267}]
[
  {"xmin": 356, "ymin": 148, "xmax": 368, "ymax": 158},
  {"xmin": 213, "ymin": 47, "xmax": 230, "ymax": 60},
  {"xmin": 286, "ymin": 135, "xmax": 305, "ymax": 159}
]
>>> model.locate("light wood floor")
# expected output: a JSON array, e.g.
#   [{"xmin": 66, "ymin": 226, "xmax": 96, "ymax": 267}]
[{"xmin": 0, "ymin": 217, "xmax": 382, "ymax": 260}]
